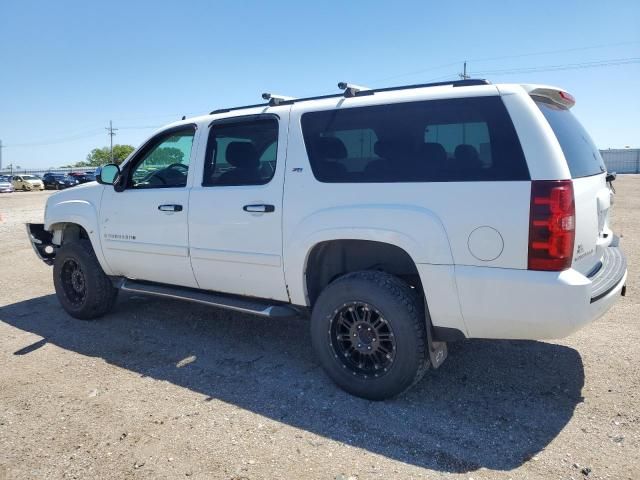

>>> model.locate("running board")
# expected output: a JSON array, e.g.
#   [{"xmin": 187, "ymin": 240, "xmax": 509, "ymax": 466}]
[{"xmin": 120, "ymin": 280, "xmax": 303, "ymax": 319}]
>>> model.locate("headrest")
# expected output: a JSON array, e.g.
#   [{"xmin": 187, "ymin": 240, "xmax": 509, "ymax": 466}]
[
  {"xmin": 374, "ymin": 140, "xmax": 411, "ymax": 159},
  {"xmin": 421, "ymin": 142, "xmax": 447, "ymax": 163},
  {"xmin": 454, "ymin": 144, "xmax": 480, "ymax": 163},
  {"xmin": 226, "ymin": 142, "xmax": 259, "ymax": 169},
  {"xmin": 315, "ymin": 137, "xmax": 347, "ymax": 160}
]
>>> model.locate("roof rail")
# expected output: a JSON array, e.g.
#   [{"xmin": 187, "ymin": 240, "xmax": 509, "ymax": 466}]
[
  {"xmin": 372, "ymin": 78, "xmax": 489, "ymax": 93},
  {"xmin": 209, "ymin": 78, "xmax": 490, "ymax": 115}
]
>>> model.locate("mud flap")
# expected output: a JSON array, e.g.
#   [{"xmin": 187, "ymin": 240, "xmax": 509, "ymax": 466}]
[{"xmin": 424, "ymin": 299, "xmax": 448, "ymax": 369}]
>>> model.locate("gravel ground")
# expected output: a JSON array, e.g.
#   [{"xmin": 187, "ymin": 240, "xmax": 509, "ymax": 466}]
[{"xmin": 0, "ymin": 178, "xmax": 638, "ymax": 480}]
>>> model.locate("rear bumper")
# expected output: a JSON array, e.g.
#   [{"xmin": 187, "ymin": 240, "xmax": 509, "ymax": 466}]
[
  {"xmin": 588, "ymin": 244, "xmax": 626, "ymax": 302},
  {"xmin": 454, "ymin": 244, "xmax": 627, "ymax": 340}
]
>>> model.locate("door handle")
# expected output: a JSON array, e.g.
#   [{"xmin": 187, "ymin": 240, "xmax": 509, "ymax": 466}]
[
  {"xmin": 243, "ymin": 204, "xmax": 275, "ymax": 213},
  {"xmin": 158, "ymin": 204, "xmax": 183, "ymax": 212}
]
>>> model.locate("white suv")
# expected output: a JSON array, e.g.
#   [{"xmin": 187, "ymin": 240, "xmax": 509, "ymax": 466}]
[{"xmin": 28, "ymin": 79, "xmax": 627, "ymax": 399}]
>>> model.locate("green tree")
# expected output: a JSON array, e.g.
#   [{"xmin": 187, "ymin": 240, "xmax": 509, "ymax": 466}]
[
  {"xmin": 147, "ymin": 147, "xmax": 184, "ymax": 165},
  {"xmin": 82, "ymin": 144, "xmax": 135, "ymax": 167}
]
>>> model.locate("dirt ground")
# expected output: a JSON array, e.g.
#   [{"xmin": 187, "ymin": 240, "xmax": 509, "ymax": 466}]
[{"xmin": 0, "ymin": 178, "xmax": 638, "ymax": 480}]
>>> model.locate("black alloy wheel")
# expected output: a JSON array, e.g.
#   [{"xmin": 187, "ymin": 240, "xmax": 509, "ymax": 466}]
[
  {"xmin": 329, "ymin": 302, "xmax": 396, "ymax": 378},
  {"xmin": 60, "ymin": 258, "xmax": 87, "ymax": 306}
]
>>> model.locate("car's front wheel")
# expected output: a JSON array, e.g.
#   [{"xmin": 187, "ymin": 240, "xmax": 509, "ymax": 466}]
[
  {"xmin": 53, "ymin": 240, "xmax": 118, "ymax": 320},
  {"xmin": 310, "ymin": 271, "xmax": 429, "ymax": 400}
]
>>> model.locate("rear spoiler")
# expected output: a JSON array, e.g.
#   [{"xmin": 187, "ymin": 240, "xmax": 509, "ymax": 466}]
[{"xmin": 526, "ymin": 86, "xmax": 576, "ymax": 109}]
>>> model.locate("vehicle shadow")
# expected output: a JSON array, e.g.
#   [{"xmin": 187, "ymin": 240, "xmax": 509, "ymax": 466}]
[{"xmin": 1, "ymin": 293, "xmax": 585, "ymax": 473}]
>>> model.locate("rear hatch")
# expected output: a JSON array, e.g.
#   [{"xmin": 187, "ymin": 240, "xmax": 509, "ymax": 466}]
[{"xmin": 532, "ymin": 91, "xmax": 611, "ymax": 275}]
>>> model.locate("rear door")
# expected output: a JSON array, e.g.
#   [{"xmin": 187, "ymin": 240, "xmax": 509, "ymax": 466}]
[
  {"xmin": 534, "ymin": 97, "xmax": 610, "ymax": 275},
  {"xmin": 188, "ymin": 109, "xmax": 290, "ymax": 301}
]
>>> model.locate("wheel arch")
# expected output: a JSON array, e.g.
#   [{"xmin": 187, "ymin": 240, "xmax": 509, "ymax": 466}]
[
  {"xmin": 46, "ymin": 198, "xmax": 113, "ymax": 275},
  {"xmin": 284, "ymin": 205, "xmax": 454, "ymax": 307},
  {"xmin": 304, "ymin": 239, "xmax": 423, "ymax": 307}
]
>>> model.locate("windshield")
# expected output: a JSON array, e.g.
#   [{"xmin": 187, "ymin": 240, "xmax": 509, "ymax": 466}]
[
  {"xmin": 22, "ymin": 175, "xmax": 38, "ymax": 180},
  {"xmin": 534, "ymin": 97, "xmax": 606, "ymax": 178}
]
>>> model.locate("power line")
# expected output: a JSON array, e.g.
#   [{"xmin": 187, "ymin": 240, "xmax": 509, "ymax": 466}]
[
  {"xmin": 368, "ymin": 40, "xmax": 640, "ymax": 85},
  {"xmin": 466, "ymin": 40, "xmax": 640, "ymax": 64},
  {"xmin": 4, "ymin": 41, "xmax": 639, "ymax": 150},
  {"xmin": 3, "ymin": 129, "xmax": 105, "ymax": 148},
  {"xmin": 3, "ymin": 125, "xmax": 161, "ymax": 148},
  {"xmin": 473, "ymin": 56, "xmax": 640, "ymax": 76}
]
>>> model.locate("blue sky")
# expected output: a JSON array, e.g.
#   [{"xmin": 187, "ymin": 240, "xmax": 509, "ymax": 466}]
[{"xmin": 1, "ymin": 0, "xmax": 639, "ymax": 169}]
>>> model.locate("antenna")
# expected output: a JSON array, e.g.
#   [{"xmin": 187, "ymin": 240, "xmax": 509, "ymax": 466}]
[
  {"xmin": 338, "ymin": 82, "xmax": 372, "ymax": 98},
  {"xmin": 459, "ymin": 61, "xmax": 470, "ymax": 80},
  {"xmin": 261, "ymin": 93, "xmax": 296, "ymax": 106}
]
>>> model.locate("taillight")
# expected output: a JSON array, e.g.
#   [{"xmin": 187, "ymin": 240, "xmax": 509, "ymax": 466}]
[{"xmin": 528, "ymin": 180, "xmax": 575, "ymax": 271}]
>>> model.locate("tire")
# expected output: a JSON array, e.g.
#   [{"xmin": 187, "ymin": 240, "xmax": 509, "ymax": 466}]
[
  {"xmin": 310, "ymin": 271, "xmax": 429, "ymax": 400},
  {"xmin": 53, "ymin": 240, "xmax": 118, "ymax": 320}
]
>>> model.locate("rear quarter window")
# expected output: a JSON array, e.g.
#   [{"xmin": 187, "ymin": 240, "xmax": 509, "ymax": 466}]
[
  {"xmin": 534, "ymin": 97, "xmax": 606, "ymax": 178},
  {"xmin": 301, "ymin": 96, "xmax": 529, "ymax": 183}
]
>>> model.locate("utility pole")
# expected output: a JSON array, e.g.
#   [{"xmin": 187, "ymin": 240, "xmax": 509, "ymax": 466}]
[
  {"xmin": 106, "ymin": 121, "xmax": 118, "ymax": 163},
  {"xmin": 459, "ymin": 61, "xmax": 470, "ymax": 80},
  {"xmin": 0, "ymin": 139, "xmax": 3, "ymax": 171},
  {"xmin": 459, "ymin": 62, "xmax": 470, "ymax": 144}
]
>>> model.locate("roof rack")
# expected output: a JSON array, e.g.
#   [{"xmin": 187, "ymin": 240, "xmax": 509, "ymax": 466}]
[
  {"xmin": 338, "ymin": 82, "xmax": 372, "ymax": 98},
  {"xmin": 208, "ymin": 78, "xmax": 489, "ymax": 115},
  {"xmin": 262, "ymin": 92, "xmax": 297, "ymax": 106}
]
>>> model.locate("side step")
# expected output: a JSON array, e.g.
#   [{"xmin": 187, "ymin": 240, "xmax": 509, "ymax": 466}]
[{"xmin": 120, "ymin": 279, "xmax": 303, "ymax": 319}]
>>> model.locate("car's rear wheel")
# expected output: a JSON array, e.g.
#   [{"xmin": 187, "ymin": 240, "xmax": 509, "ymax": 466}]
[
  {"xmin": 310, "ymin": 271, "xmax": 429, "ymax": 400},
  {"xmin": 53, "ymin": 240, "xmax": 118, "ymax": 320}
]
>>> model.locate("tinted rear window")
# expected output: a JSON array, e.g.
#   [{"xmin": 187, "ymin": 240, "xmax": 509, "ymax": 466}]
[
  {"xmin": 534, "ymin": 98, "xmax": 606, "ymax": 178},
  {"xmin": 301, "ymin": 96, "xmax": 529, "ymax": 183}
]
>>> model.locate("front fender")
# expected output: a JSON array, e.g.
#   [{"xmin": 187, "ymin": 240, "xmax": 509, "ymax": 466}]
[
  {"xmin": 284, "ymin": 204, "xmax": 453, "ymax": 305},
  {"xmin": 45, "ymin": 198, "xmax": 113, "ymax": 275}
]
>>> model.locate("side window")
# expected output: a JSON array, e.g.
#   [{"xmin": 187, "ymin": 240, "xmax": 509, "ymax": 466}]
[
  {"xmin": 129, "ymin": 127, "xmax": 195, "ymax": 189},
  {"xmin": 203, "ymin": 117, "xmax": 278, "ymax": 186},
  {"xmin": 425, "ymin": 122, "xmax": 492, "ymax": 168},
  {"xmin": 301, "ymin": 96, "xmax": 528, "ymax": 183}
]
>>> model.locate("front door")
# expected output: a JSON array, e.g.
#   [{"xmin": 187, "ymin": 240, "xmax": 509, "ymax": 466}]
[
  {"xmin": 188, "ymin": 111, "xmax": 289, "ymax": 301},
  {"xmin": 99, "ymin": 125, "xmax": 199, "ymax": 288}
]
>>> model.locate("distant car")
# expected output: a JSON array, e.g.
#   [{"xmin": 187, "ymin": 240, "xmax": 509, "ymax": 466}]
[
  {"xmin": 12, "ymin": 174, "xmax": 44, "ymax": 191},
  {"xmin": 43, "ymin": 173, "xmax": 75, "ymax": 190},
  {"xmin": 0, "ymin": 175, "xmax": 15, "ymax": 193},
  {"xmin": 75, "ymin": 172, "xmax": 96, "ymax": 184}
]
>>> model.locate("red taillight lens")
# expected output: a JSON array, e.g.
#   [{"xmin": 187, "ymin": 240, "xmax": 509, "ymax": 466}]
[{"xmin": 528, "ymin": 180, "xmax": 575, "ymax": 271}]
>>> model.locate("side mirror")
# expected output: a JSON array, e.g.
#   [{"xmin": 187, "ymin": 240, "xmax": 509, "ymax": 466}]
[{"xmin": 96, "ymin": 164, "xmax": 120, "ymax": 186}]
